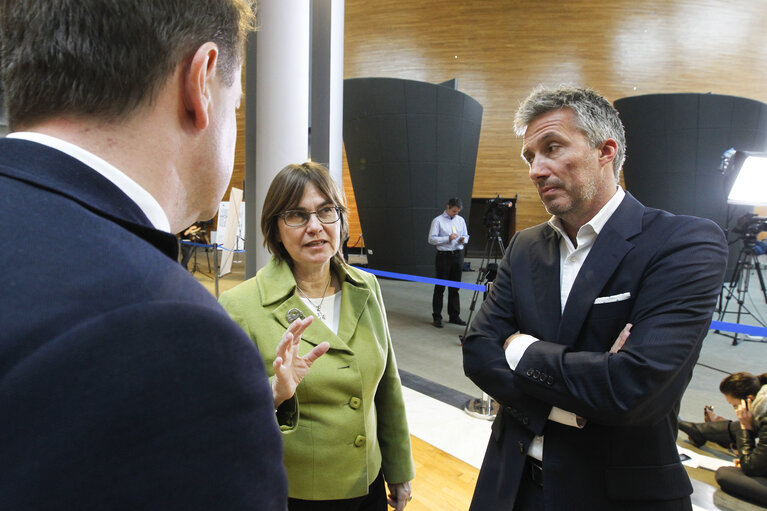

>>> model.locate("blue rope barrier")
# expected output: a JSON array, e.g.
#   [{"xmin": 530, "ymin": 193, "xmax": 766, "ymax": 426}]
[
  {"xmin": 354, "ymin": 266, "xmax": 486, "ymax": 292},
  {"xmin": 710, "ymin": 320, "xmax": 767, "ymax": 338},
  {"xmin": 353, "ymin": 266, "xmax": 767, "ymax": 338}
]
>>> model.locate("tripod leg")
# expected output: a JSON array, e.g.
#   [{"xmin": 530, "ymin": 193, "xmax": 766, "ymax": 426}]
[
  {"xmin": 732, "ymin": 256, "xmax": 756, "ymax": 346},
  {"xmin": 754, "ymin": 261, "xmax": 767, "ymax": 304},
  {"xmin": 191, "ymin": 246, "xmax": 199, "ymax": 273},
  {"xmin": 718, "ymin": 253, "xmax": 745, "ymax": 321},
  {"xmin": 461, "ymin": 232, "xmax": 504, "ymax": 344}
]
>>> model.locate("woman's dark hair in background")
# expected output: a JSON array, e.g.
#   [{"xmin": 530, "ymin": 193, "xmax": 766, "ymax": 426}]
[{"xmin": 719, "ymin": 372, "xmax": 767, "ymax": 399}]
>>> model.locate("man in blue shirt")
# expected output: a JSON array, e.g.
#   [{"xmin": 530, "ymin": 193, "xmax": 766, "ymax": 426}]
[{"xmin": 428, "ymin": 198, "xmax": 470, "ymax": 328}]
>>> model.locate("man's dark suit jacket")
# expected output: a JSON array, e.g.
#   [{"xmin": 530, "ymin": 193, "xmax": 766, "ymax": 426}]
[
  {"xmin": 463, "ymin": 192, "xmax": 728, "ymax": 510},
  {"xmin": 0, "ymin": 138, "xmax": 288, "ymax": 509}
]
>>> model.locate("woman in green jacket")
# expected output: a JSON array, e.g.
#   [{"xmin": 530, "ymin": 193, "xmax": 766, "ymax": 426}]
[{"xmin": 219, "ymin": 162, "xmax": 415, "ymax": 511}]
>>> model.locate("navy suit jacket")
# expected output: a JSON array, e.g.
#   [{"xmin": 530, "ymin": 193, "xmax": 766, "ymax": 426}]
[
  {"xmin": 0, "ymin": 138, "xmax": 288, "ymax": 509},
  {"xmin": 463, "ymin": 192, "xmax": 728, "ymax": 510}
]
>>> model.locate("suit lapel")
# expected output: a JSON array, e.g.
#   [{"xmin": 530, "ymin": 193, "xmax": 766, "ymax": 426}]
[
  {"xmin": 556, "ymin": 193, "xmax": 644, "ymax": 347},
  {"xmin": 261, "ymin": 259, "xmax": 360, "ymax": 354},
  {"xmin": 270, "ymin": 296, "xmax": 352, "ymax": 354},
  {"xmin": 529, "ymin": 226, "xmax": 563, "ymax": 341},
  {"xmin": 336, "ymin": 281, "xmax": 370, "ymax": 346},
  {"xmin": 0, "ymin": 138, "xmax": 179, "ymax": 259}
]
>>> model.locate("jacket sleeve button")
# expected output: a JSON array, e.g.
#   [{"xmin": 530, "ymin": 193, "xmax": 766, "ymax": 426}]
[
  {"xmin": 354, "ymin": 435, "xmax": 366, "ymax": 447},
  {"xmin": 349, "ymin": 397, "xmax": 361, "ymax": 409}
]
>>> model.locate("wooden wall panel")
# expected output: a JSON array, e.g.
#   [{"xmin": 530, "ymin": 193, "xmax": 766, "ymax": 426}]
[
  {"xmin": 229, "ymin": 1, "xmax": 767, "ymax": 241},
  {"xmin": 341, "ymin": 145, "xmax": 364, "ymax": 247},
  {"xmin": 342, "ymin": 0, "xmax": 767, "ymax": 233},
  {"xmin": 227, "ymin": 67, "xmax": 247, "ymax": 204}
]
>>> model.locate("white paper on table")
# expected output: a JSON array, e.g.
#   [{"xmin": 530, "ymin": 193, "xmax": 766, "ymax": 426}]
[{"xmin": 677, "ymin": 445, "xmax": 735, "ymax": 471}]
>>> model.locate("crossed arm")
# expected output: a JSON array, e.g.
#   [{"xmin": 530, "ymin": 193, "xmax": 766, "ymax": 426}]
[{"xmin": 464, "ymin": 219, "xmax": 727, "ymax": 430}]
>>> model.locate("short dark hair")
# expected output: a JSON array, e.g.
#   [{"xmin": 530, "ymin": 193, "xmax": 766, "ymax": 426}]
[
  {"xmin": 719, "ymin": 371, "xmax": 767, "ymax": 399},
  {"xmin": 261, "ymin": 162, "xmax": 349, "ymax": 265},
  {"xmin": 447, "ymin": 198, "xmax": 463, "ymax": 209},
  {"xmin": 514, "ymin": 85, "xmax": 626, "ymax": 181},
  {"xmin": 0, "ymin": 0, "xmax": 256, "ymax": 130}
]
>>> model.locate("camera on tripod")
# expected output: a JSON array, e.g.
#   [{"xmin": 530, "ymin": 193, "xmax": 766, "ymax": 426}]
[
  {"xmin": 732, "ymin": 213, "xmax": 767, "ymax": 239},
  {"xmin": 483, "ymin": 195, "xmax": 514, "ymax": 230}
]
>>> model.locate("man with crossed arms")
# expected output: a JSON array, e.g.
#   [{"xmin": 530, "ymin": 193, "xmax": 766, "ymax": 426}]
[{"xmin": 463, "ymin": 86, "xmax": 727, "ymax": 510}]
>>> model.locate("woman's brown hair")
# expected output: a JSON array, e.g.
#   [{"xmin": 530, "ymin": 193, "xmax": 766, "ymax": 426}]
[{"xmin": 261, "ymin": 161, "xmax": 348, "ymax": 265}]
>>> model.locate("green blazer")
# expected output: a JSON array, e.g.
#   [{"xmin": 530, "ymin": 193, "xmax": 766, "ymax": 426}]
[{"xmin": 219, "ymin": 258, "xmax": 415, "ymax": 500}]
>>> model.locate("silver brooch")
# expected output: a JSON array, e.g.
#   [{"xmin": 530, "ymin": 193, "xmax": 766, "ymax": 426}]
[{"xmin": 286, "ymin": 307, "xmax": 305, "ymax": 323}]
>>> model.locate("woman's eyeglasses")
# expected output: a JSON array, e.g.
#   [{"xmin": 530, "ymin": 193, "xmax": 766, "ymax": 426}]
[{"xmin": 278, "ymin": 206, "xmax": 341, "ymax": 227}]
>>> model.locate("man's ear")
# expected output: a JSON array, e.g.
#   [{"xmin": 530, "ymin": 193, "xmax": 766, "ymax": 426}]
[
  {"xmin": 183, "ymin": 42, "xmax": 219, "ymax": 131},
  {"xmin": 598, "ymin": 138, "xmax": 618, "ymax": 167}
]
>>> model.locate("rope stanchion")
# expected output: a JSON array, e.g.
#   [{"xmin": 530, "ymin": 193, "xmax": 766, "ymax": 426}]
[
  {"xmin": 179, "ymin": 241, "xmax": 244, "ymax": 298},
  {"xmin": 180, "ymin": 240, "xmax": 245, "ymax": 252}
]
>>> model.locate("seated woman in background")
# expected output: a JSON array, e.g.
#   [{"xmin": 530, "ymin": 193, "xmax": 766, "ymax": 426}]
[
  {"xmin": 680, "ymin": 372, "xmax": 767, "ymax": 506},
  {"xmin": 679, "ymin": 372, "xmax": 767, "ymax": 450},
  {"xmin": 219, "ymin": 162, "xmax": 415, "ymax": 511}
]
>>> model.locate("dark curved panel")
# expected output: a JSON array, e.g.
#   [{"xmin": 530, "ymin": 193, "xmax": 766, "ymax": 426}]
[
  {"xmin": 344, "ymin": 77, "xmax": 483, "ymax": 276},
  {"xmin": 615, "ymin": 93, "xmax": 767, "ymax": 280}
]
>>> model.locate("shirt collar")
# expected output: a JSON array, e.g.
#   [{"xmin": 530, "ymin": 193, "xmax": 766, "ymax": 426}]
[
  {"xmin": 7, "ymin": 131, "xmax": 171, "ymax": 232},
  {"xmin": 548, "ymin": 186, "xmax": 625, "ymax": 241},
  {"xmin": 258, "ymin": 257, "xmax": 366, "ymax": 306}
]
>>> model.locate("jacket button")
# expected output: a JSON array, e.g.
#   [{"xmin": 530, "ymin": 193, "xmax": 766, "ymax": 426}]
[
  {"xmin": 532, "ymin": 370, "xmax": 540, "ymax": 379},
  {"xmin": 349, "ymin": 397, "xmax": 361, "ymax": 409},
  {"xmin": 518, "ymin": 441, "xmax": 524, "ymax": 454},
  {"xmin": 546, "ymin": 376, "xmax": 554, "ymax": 385},
  {"xmin": 526, "ymin": 368, "xmax": 534, "ymax": 377},
  {"xmin": 354, "ymin": 435, "xmax": 366, "ymax": 447}
]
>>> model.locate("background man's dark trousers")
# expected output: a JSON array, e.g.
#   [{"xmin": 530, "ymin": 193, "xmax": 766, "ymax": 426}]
[{"xmin": 432, "ymin": 250, "xmax": 464, "ymax": 324}]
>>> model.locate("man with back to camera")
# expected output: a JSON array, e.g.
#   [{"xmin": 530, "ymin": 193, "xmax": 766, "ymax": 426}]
[
  {"xmin": 462, "ymin": 86, "xmax": 728, "ymax": 510},
  {"xmin": 0, "ymin": 1, "xmax": 288, "ymax": 508},
  {"xmin": 428, "ymin": 198, "xmax": 470, "ymax": 328}
]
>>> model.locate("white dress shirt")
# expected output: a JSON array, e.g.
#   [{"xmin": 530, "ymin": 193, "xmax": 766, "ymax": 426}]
[
  {"xmin": 428, "ymin": 212, "xmax": 470, "ymax": 251},
  {"xmin": 505, "ymin": 186, "xmax": 626, "ymax": 460},
  {"xmin": 6, "ymin": 132, "xmax": 171, "ymax": 232}
]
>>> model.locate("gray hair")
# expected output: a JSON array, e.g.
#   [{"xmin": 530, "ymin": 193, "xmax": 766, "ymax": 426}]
[{"xmin": 513, "ymin": 85, "xmax": 626, "ymax": 180}]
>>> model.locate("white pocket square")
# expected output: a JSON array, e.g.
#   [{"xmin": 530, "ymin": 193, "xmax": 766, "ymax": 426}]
[{"xmin": 594, "ymin": 292, "xmax": 631, "ymax": 304}]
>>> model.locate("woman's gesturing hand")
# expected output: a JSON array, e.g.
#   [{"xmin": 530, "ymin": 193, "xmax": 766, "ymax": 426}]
[{"xmin": 272, "ymin": 317, "xmax": 330, "ymax": 407}]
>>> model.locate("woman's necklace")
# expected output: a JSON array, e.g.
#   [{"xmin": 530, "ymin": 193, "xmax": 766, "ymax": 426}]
[{"xmin": 296, "ymin": 275, "xmax": 332, "ymax": 320}]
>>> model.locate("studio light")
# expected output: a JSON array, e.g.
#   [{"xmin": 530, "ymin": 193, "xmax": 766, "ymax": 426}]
[
  {"xmin": 723, "ymin": 150, "xmax": 767, "ymax": 206},
  {"xmin": 716, "ymin": 148, "xmax": 767, "ymax": 345}
]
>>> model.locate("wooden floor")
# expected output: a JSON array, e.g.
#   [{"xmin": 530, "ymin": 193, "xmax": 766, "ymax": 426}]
[{"xmin": 408, "ymin": 435, "xmax": 478, "ymax": 511}]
